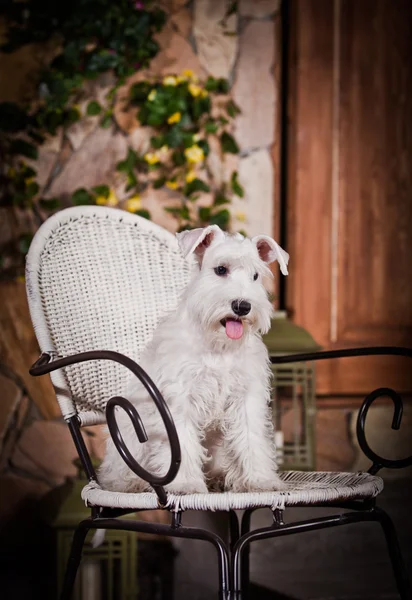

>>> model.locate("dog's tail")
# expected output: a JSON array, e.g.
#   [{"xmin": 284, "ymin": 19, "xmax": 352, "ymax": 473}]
[{"xmin": 91, "ymin": 529, "xmax": 106, "ymax": 548}]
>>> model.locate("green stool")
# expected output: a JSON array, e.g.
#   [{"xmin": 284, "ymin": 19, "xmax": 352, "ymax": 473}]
[
  {"xmin": 262, "ymin": 311, "xmax": 322, "ymax": 471},
  {"xmin": 53, "ymin": 464, "xmax": 138, "ymax": 599}
]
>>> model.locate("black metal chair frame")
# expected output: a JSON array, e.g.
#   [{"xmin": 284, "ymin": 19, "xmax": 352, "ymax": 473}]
[{"xmin": 30, "ymin": 346, "xmax": 412, "ymax": 600}]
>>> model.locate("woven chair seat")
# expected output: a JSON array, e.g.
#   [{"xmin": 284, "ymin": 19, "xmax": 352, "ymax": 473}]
[{"xmin": 82, "ymin": 471, "xmax": 383, "ymax": 512}]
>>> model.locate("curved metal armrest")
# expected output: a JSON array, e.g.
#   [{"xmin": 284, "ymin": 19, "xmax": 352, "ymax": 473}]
[
  {"xmin": 271, "ymin": 346, "xmax": 412, "ymax": 475},
  {"xmin": 30, "ymin": 351, "xmax": 181, "ymax": 504}
]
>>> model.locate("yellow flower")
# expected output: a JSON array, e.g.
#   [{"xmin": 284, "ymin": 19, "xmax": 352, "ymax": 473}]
[
  {"xmin": 148, "ymin": 89, "xmax": 157, "ymax": 102},
  {"xmin": 107, "ymin": 189, "xmax": 118, "ymax": 207},
  {"xmin": 124, "ymin": 195, "xmax": 142, "ymax": 212},
  {"xmin": 166, "ymin": 180, "xmax": 178, "ymax": 190},
  {"xmin": 15, "ymin": 275, "xmax": 25, "ymax": 283},
  {"xmin": 193, "ymin": 133, "xmax": 201, "ymax": 142},
  {"xmin": 163, "ymin": 75, "xmax": 178, "ymax": 86},
  {"xmin": 167, "ymin": 111, "xmax": 181, "ymax": 124},
  {"xmin": 200, "ymin": 89, "xmax": 209, "ymax": 98},
  {"xmin": 182, "ymin": 69, "xmax": 198, "ymax": 82},
  {"xmin": 144, "ymin": 152, "xmax": 160, "ymax": 165},
  {"xmin": 188, "ymin": 83, "xmax": 202, "ymax": 97},
  {"xmin": 24, "ymin": 177, "xmax": 34, "ymax": 186},
  {"xmin": 96, "ymin": 189, "xmax": 118, "ymax": 207},
  {"xmin": 177, "ymin": 75, "xmax": 187, "ymax": 84},
  {"xmin": 158, "ymin": 145, "xmax": 169, "ymax": 159},
  {"xmin": 235, "ymin": 211, "xmax": 247, "ymax": 223},
  {"xmin": 184, "ymin": 145, "xmax": 204, "ymax": 164},
  {"xmin": 185, "ymin": 170, "xmax": 197, "ymax": 183}
]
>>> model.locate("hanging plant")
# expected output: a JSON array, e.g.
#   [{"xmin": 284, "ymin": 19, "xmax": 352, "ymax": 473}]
[
  {"xmin": 0, "ymin": 0, "xmax": 166, "ymax": 279},
  {"xmin": 0, "ymin": 1, "xmax": 245, "ymax": 280},
  {"xmin": 102, "ymin": 70, "xmax": 244, "ymax": 232}
]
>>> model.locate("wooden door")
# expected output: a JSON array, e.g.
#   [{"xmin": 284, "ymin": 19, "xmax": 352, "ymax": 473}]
[{"xmin": 285, "ymin": 0, "xmax": 412, "ymax": 397}]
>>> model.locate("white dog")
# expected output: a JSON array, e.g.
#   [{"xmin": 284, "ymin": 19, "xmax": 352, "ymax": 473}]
[{"xmin": 99, "ymin": 225, "xmax": 289, "ymax": 495}]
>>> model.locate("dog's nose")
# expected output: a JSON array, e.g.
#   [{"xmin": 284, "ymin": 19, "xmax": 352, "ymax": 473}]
[{"xmin": 231, "ymin": 300, "xmax": 251, "ymax": 316}]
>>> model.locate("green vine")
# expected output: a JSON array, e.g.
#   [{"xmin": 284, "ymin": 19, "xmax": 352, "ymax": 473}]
[
  {"xmin": 0, "ymin": 0, "xmax": 244, "ymax": 281},
  {"xmin": 101, "ymin": 70, "xmax": 244, "ymax": 231}
]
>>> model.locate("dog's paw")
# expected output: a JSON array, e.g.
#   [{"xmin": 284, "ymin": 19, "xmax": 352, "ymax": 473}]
[
  {"xmin": 231, "ymin": 478, "xmax": 285, "ymax": 493},
  {"xmin": 166, "ymin": 479, "xmax": 208, "ymax": 495}
]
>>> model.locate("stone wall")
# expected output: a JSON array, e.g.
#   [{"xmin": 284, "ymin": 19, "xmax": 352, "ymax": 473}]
[{"xmin": 23, "ymin": 0, "xmax": 281, "ymax": 237}]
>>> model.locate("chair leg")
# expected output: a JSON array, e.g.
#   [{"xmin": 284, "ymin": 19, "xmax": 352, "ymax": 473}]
[
  {"xmin": 60, "ymin": 520, "xmax": 90, "ymax": 600},
  {"xmin": 373, "ymin": 507, "xmax": 412, "ymax": 600},
  {"xmin": 240, "ymin": 509, "xmax": 255, "ymax": 599},
  {"xmin": 91, "ymin": 516, "xmax": 231, "ymax": 600},
  {"xmin": 229, "ymin": 510, "xmax": 240, "ymax": 550}
]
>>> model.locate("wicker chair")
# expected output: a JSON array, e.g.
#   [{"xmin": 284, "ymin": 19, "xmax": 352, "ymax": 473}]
[{"xmin": 26, "ymin": 206, "xmax": 412, "ymax": 600}]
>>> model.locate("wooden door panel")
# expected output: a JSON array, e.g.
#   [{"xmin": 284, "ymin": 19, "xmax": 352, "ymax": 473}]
[
  {"xmin": 338, "ymin": 0, "xmax": 412, "ymax": 344},
  {"xmin": 287, "ymin": 0, "xmax": 412, "ymax": 396}
]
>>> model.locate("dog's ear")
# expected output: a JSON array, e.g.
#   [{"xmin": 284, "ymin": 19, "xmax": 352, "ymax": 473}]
[
  {"xmin": 252, "ymin": 235, "xmax": 289, "ymax": 275},
  {"xmin": 176, "ymin": 225, "xmax": 225, "ymax": 262}
]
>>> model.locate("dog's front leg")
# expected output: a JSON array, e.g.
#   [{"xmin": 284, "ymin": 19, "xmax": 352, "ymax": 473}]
[
  {"xmin": 148, "ymin": 409, "xmax": 208, "ymax": 495},
  {"xmin": 223, "ymin": 383, "xmax": 283, "ymax": 492}
]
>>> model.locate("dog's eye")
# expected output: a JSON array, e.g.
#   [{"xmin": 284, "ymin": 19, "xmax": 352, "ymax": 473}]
[
  {"xmin": 253, "ymin": 273, "xmax": 259, "ymax": 281},
  {"xmin": 214, "ymin": 266, "xmax": 228, "ymax": 276}
]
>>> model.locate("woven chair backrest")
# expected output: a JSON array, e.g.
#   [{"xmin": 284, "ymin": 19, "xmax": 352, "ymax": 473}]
[{"xmin": 25, "ymin": 206, "xmax": 191, "ymax": 422}]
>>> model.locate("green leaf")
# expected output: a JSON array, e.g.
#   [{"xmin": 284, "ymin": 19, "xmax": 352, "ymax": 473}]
[
  {"xmin": 86, "ymin": 100, "xmax": 102, "ymax": 116},
  {"xmin": 204, "ymin": 76, "xmax": 218, "ymax": 92},
  {"xmin": 225, "ymin": 0, "xmax": 238, "ymax": 19},
  {"xmin": 92, "ymin": 185, "xmax": 110, "ymax": 198},
  {"xmin": 126, "ymin": 171, "xmax": 138, "ymax": 191},
  {"xmin": 9, "ymin": 139, "xmax": 38, "ymax": 159},
  {"xmin": 220, "ymin": 132, "xmax": 239, "ymax": 154},
  {"xmin": 100, "ymin": 113, "xmax": 112, "ymax": 128},
  {"xmin": 214, "ymin": 192, "xmax": 230, "ymax": 206},
  {"xmin": 65, "ymin": 107, "xmax": 81, "ymax": 124},
  {"xmin": 197, "ymin": 139, "xmax": 210, "ymax": 157},
  {"xmin": 150, "ymin": 134, "xmax": 166, "ymax": 149},
  {"xmin": 72, "ymin": 188, "xmax": 92, "ymax": 205},
  {"xmin": 130, "ymin": 82, "xmax": 152, "ymax": 104},
  {"xmin": 184, "ymin": 178, "xmax": 210, "ymax": 196},
  {"xmin": 147, "ymin": 112, "xmax": 166, "ymax": 127},
  {"xmin": 21, "ymin": 165, "xmax": 36, "ymax": 179},
  {"xmin": 165, "ymin": 126, "xmax": 184, "ymax": 148},
  {"xmin": 198, "ymin": 206, "xmax": 211, "ymax": 222},
  {"xmin": 192, "ymin": 96, "xmax": 211, "ymax": 120},
  {"xmin": 18, "ymin": 233, "xmax": 33, "ymax": 254},
  {"xmin": 39, "ymin": 197, "xmax": 61, "ymax": 211},
  {"xmin": 231, "ymin": 171, "xmax": 244, "ymax": 197},
  {"xmin": 226, "ymin": 99, "xmax": 241, "ymax": 118},
  {"xmin": 153, "ymin": 176, "xmax": 166, "ymax": 189},
  {"xmin": 172, "ymin": 150, "xmax": 185, "ymax": 166},
  {"xmin": 135, "ymin": 209, "xmax": 151, "ymax": 220},
  {"xmin": 205, "ymin": 120, "xmax": 218, "ymax": 134},
  {"xmin": 26, "ymin": 181, "xmax": 40, "ymax": 198},
  {"xmin": 217, "ymin": 78, "xmax": 230, "ymax": 94},
  {"xmin": 164, "ymin": 207, "xmax": 182, "ymax": 216},
  {"xmin": 210, "ymin": 209, "xmax": 230, "ymax": 229},
  {"xmin": 116, "ymin": 148, "xmax": 138, "ymax": 172},
  {"xmin": 165, "ymin": 206, "xmax": 190, "ymax": 220}
]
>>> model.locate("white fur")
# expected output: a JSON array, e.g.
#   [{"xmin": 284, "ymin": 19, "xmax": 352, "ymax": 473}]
[{"xmin": 99, "ymin": 227, "xmax": 289, "ymax": 494}]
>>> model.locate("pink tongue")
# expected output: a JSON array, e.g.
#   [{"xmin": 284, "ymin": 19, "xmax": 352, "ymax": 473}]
[{"xmin": 225, "ymin": 319, "xmax": 243, "ymax": 340}]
